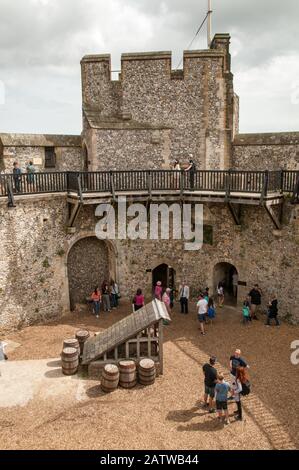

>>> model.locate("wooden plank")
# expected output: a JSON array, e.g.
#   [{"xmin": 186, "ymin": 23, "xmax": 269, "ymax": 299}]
[{"xmin": 158, "ymin": 320, "xmax": 164, "ymax": 375}]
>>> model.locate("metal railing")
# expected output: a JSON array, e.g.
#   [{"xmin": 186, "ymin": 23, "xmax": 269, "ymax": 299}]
[{"xmin": 1, "ymin": 170, "xmax": 298, "ymax": 201}]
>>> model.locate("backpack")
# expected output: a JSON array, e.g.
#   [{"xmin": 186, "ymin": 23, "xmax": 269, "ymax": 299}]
[{"xmin": 240, "ymin": 380, "xmax": 251, "ymax": 396}]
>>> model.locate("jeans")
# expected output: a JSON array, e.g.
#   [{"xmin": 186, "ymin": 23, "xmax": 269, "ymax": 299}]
[
  {"xmin": 236, "ymin": 399, "xmax": 242, "ymax": 420},
  {"xmin": 180, "ymin": 297, "xmax": 188, "ymax": 314},
  {"xmin": 93, "ymin": 301, "xmax": 100, "ymax": 316},
  {"xmin": 111, "ymin": 293, "xmax": 118, "ymax": 308}
]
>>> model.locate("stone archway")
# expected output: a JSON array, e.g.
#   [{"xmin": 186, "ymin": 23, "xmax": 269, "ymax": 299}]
[
  {"xmin": 67, "ymin": 236, "xmax": 110, "ymax": 310},
  {"xmin": 213, "ymin": 262, "xmax": 238, "ymax": 306},
  {"xmin": 152, "ymin": 263, "xmax": 176, "ymax": 292}
]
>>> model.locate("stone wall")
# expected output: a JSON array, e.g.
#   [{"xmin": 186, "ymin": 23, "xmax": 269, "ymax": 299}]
[
  {"xmin": 67, "ymin": 237, "xmax": 109, "ymax": 309},
  {"xmin": 1, "ymin": 195, "xmax": 298, "ymax": 332},
  {"xmin": 0, "ymin": 134, "xmax": 83, "ymax": 173},
  {"xmin": 233, "ymin": 133, "xmax": 299, "ymax": 170},
  {"xmin": 81, "ymin": 35, "xmax": 235, "ymax": 172}
]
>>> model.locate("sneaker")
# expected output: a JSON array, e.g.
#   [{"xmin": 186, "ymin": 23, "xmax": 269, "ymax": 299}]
[
  {"xmin": 235, "ymin": 416, "xmax": 243, "ymax": 421},
  {"xmin": 96, "ymin": 315, "xmax": 99, "ymax": 319},
  {"xmin": 225, "ymin": 419, "xmax": 230, "ymax": 425},
  {"xmin": 209, "ymin": 408, "xmax": 216, "ymax": 414},
  {"xmin": 201, "ymin": 332, "xmax": 205, "ymax": 336}
]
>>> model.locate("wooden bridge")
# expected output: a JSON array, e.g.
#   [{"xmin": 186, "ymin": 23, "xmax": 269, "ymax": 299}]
[{"xmin": 1, "ymin": 169, "xmax": 298, "ymax": 229}]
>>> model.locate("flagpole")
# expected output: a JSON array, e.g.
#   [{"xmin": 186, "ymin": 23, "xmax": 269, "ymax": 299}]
[{"xmin": 207, "ymin": 0, "xmax": 212, "ymax": 48}]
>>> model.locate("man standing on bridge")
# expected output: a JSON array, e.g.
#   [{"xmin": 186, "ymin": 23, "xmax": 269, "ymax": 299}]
[{"xmin": 185, "ymin": 155, "xmax": 196, "ymax": 190}]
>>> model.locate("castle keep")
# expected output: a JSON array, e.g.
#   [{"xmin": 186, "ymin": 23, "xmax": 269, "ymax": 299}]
[{"xmin": 0, "ymin": 34, "xmax": 298, "ymax": 330}]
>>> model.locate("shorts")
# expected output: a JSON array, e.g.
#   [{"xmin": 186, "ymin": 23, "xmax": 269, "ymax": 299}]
[
  {"xmin": 198, "ymin": 314, "xmax": 206, "ymax": 323},
  {"xmin": 205, "ymin": 386, "xmax": 215, "ymax": 398},
  {"xmin": 216, "ymin": 401, "xmax": 228, "ymax": 411}
]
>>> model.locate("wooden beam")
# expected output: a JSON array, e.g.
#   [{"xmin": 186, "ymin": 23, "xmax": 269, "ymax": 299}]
[
  {"xmin": 158, "ymin": 320, "xmax": 164, "ymax": 375},
  {"xmin": 227, "ymin": 202, "xmax": 241, "ymax": 225},
  {"xmin": 264, "ymin": 204, "xmax": 282, "ymax": 230},
  {"xmin": 68, "ymin": 201, "xmax": 82, "ymax": 227}
]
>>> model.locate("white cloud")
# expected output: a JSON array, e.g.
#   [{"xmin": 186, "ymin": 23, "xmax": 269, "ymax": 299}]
[{"xmin": 0, "ymin": 0, "xmax": 298, "ymax": 134}]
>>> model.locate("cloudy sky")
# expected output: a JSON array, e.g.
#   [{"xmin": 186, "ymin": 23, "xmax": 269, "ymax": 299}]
[{"xmin": 0, "ymin": 0, "xmax": 298, "ymax": 135}]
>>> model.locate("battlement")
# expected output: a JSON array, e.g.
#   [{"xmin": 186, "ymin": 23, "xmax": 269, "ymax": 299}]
[{"xmin": 81, "ymin": 34, "xmax": 230, "ymax": 84}]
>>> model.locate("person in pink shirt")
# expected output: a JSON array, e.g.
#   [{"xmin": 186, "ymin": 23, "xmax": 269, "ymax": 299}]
[
  {"xmin": 133, "ymin": 289, "xmax": 145, "ymax": 312},
  {"xmin": 154, "ymin": 281, "xmax": 163, "ymax": 301},
  {"xmin": 162, "ymin": 288, "xmax": 171, "ymax": 325}
]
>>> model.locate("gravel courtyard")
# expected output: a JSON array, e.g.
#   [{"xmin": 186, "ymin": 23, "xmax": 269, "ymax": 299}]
[{"xmin": 1, "ymin": 302, "xmax": 298, "ymax": 450}]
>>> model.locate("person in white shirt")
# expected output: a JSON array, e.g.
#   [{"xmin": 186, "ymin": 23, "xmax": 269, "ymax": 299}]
[
  {"xmin": 0, "ymin": 341, "xmax": 8, "ymax": 361},
  {"xmin": 197, "ymin": 293, "xmax": 208, "ymax": 336},
  {"xmin": 179, "ymin": 282, "xmax": 190, "ymax": 314}
]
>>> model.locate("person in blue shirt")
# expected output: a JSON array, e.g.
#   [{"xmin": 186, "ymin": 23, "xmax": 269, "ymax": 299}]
[
  {"xmin": 229, "ymin": 349, "xmax": 249, "ymax": 377},
  {"xmin": 215, "ymin": 374, "xmax": 231, "ymax": 424}
]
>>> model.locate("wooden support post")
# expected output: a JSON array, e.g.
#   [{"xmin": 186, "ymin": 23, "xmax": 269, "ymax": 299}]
[
  {"xmin": 260, "ymin": 170, "xmax": 269, "ymax": 204},
  {"xmin": 7, "ymin": 179, "xmax": 15, "ymax": 208},
  {"xmin": 227, "ymin": 202, "xmax": 241, "ymax": 226},
  {"xmin": 264, "ymin": 204, "xmax": 282, "ymax": 230},
  {"xmin": 110, "ymin": 171, "xmax": 116, "ymax": 202},
  {"xmin": 77, "ymin": 174, "xmax": 83, "ymax": 204},
  {"xmin": 125, "ymin": 341, "xmax": 129, "ymax": 359},
  {"xmin": 158, "ymin": 320, "xmax": 163, "ymax": 375},
  {"xmin": 68, "ymin": 201, "xmax": 82, "ymax": 227},
  {"xmin": 225, "ymin": 169, "xmax": 231, "ymax": 202}
]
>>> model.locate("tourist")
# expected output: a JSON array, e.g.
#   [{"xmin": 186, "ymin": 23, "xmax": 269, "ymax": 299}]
[
  {"xmin": 266, "ymin": 293, "xmax": 280, "ymax": 327},
  {"xmin": 101, "ymin": 280, "xmax": 111, "ymax": 312},
  {"xmin": 229, "ymin": 349, "xmax": 249, "ymax": 377},
  {"xmin": 179, "ymin": 282, "xmax": 189, "ymax": 314},
  {"xmin": 0, "ymin": 340, "xmax": 8, "ymax": 361},
  {"xmin": 185, "ymin": 155, "xmax": 196, "ymax": 190},
  {"xmin": 203, "ymin": 287, "xmax": 209, "ymax": 303},
  {"xmin": 110, "ymin": 279, "xmax": 120, "ymax": 309},
  {"xmin": 133, "ymin": 289, "xmax": 145, "ymax": 312},
  {"xmin": 231, "ymin": 368, "xmax": 244, "ymax": 421},
  {"xmin": 232, "ymin": 271, "xmax": 238, "ymax": 297},
  {"xmin": 217, "ymin": 282, "xmax": 224, "ymax": 308},
  {"xmin": 91, "ymin": 287, "xmax": 101, "ymax": 318},
  {"xmin": 154, "ymin": 281, "xmax": 163, "ymax": 301},
  {"xmin": 242, "ymin": 298, "xmax": 251, "ymax": 325},
  {"xmin": 207, "ymin": 297, "xmax": 216, "ymax": 324},
  {"xmin": 248, "ymin": 284, "xmax": 262, "ymax": 320},
  {"xmin": 162, "ymin": 288, "xmax": 171, "ymax": 315},
  {"xmin": 172, "ymin": 159, "xmax": 181, "ymax": 189},
  {"xmin": 26, "ymin": 161, "xmax": 36, "ymax": 186},
  {"xmin": 202, "ymin": 356, "xmax": 218, "ymax": 413},
  {"xmin": 197, "ymin": 293, "xmax": 208, "ymax": 335},
  {"xmin": 169, "ymin": 286, "xmax": 176, "ymax": 310},
  {"xmin": 13, "ymin": 162, "xmax": 22, "ymax": 193},
  {"xmin": 215, "ymin": 374, "xmax": 231, "ymax": 425}
]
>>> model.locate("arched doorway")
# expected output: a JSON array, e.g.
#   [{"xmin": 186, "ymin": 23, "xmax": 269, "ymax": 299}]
[
  {"xmin": 213, "ymin": 262, "xmax": 238, "ymax": 306},
  {"xmin": 152, "ymin": 264, "xmax": 176, "ymax": 292},
  {"xmin": 67, "ymin": 237, "xmax": 110, "ymax": 310}
]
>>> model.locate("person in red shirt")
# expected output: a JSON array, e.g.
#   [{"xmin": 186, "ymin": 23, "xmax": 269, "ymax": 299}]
[{"xmin": 91, "ymin": 287, "xmax": 101, "ymax": 318}]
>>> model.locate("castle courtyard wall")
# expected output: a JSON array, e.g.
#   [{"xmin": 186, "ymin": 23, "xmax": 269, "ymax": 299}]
[
  {"xmin": 1, "ymin": 196, "xmax": 298, "ymax": 332},
  {"xmin": 233, "ymin": 133, "xmax": 299, "ymax": 170}
]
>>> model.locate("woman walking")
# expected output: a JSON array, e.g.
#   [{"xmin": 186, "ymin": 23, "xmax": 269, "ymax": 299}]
[
  {"xmin": 101, "ymin": 280, "xmax": 111, "ymax": 312},
  {"xmin": 154, "ymin": 281, "xmax": 163, "ymax": 301},
  {"xmin": 217, "ymin": 282, "xmax": 224, "ymax": 308},
  {"xmin": 110, "ymin": 279, "xmax": 120, "ymax": 309},
  {"xmin": 133, "ymin": 289, "xmax": 145, "ymax": 312},
  {"xmin": 91, "ymin": 287, "xmax": 101, "ymax": 318},
  {"xmin": 266, "ymin": 293, "xmax": 280, "ymax": 326},
  {"xmin": 162, "ymin": 288, "xmax": 172, "ymax": 325},
  {"xmin": 231, "ymin": 368, "xmax": 244, "ymax": 421}
]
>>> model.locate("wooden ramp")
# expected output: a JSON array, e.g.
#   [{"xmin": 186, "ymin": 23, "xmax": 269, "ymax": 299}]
[{"xmin": 82, "ymin": 300, "xmax": 171, "ymax": 375}]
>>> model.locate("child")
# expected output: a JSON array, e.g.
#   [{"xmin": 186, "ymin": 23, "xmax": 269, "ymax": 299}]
[
  {"xmin": 217, "ymin": 283, "xmax": 224, "ymax": 307},
  {"xmin": 215, "ymin": 374, "xmax": 231, "ymax": 425},
  {"xmin": 207, "ymin": 298, "xmax": 216, "ymax": 324},
  {"xmin": 242, "ymin": 298, "xmax": 251, "ymax": 325}
]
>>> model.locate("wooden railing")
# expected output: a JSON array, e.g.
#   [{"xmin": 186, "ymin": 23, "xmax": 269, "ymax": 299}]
[{"xmin": 1, "ymin": 170, "xmax": 298, "ymax": 200}]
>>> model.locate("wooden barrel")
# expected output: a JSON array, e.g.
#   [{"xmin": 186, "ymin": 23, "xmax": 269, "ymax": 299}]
[
  {"xmin": 61, "ymin": 347, "xmax": 79, "ymax": 376},
  {"xmin": 138, "ymin": 359, "xmax": 156, "ymax": 386},
  {"xmin": 63, "ymin": 338, "xmax": 80, "ymax": 354},
  {"xmin": 101, "ymin": 364, "xmax": 120, "ymax": 393},
  {"xmin": 75, "ymin": 330, "xmax": 90, "ymax": 355},
  {"xmin": 119, "ymin": 360, "xmax": 137, "ymax": 389}
]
